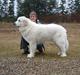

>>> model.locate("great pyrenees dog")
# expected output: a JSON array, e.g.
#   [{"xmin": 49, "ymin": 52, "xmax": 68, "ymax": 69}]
[{"xmin": 15, "ymin": 16, "xmax": 69, "ymax": 58}]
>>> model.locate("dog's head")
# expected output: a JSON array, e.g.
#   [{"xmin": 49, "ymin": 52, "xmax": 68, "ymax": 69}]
[{"xmin": 15, "ymin": 16, "xmax": 28, "ymax": 27}]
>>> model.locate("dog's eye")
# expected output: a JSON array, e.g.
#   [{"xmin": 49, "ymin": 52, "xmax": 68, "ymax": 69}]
[{"xmin": 18, "ymin": 20, "xmax": 21, "ymax": 22}]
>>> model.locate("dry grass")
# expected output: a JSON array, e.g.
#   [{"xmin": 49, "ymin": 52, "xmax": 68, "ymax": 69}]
[
  {"xmin": 0, "ymin": 23, "xmax": 80, "ymax": 58},
  {"xmin": 0, "ymin": 22, "xmax": 80, "ymax": 59}
]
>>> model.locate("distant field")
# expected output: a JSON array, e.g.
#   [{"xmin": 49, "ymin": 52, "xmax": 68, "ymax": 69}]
[{"xmin": 0, "ymin": 22, "xmax": 80, "ymax": 59}]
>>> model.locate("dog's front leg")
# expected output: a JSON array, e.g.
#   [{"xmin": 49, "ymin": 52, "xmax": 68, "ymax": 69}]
[{"xmin": 27, "ymin": 42, "xmax": 36, "ymax": 58}]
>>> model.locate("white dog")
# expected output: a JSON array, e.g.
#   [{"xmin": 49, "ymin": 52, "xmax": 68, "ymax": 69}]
[{"xmin": 15, "ymin": 16, "xmax": 69, "ymax": 58}]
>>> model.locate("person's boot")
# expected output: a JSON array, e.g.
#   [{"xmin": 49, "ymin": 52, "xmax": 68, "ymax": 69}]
[{"xmin": 22, "ymin": 47, "xmax": 29, "ymax": 54}]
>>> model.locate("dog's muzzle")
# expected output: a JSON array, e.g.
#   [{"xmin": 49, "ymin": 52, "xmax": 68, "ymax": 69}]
[{"xmin": 13, "ymin": 22, "xmax": 19, "ymax": 27}]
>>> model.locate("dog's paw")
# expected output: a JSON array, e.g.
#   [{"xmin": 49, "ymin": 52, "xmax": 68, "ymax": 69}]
[
  {"xmin": 27, "ymin": 54, "xmax": 34, "ymax": 58},
  {"xmin": 57, "ymin": 52, "xmax": 61, "ymax": 56},
  {"xmin": 60, "ymin": 53, "xmax": 67, "ymax": 57}
]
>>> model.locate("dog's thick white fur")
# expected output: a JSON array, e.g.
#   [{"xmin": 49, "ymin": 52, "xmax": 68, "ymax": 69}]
[{"xmin": 15, "ymin": 16, "xmax": 69, "ymax": 58}]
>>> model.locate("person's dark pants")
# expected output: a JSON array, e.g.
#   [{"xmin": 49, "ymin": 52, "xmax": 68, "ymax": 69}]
[
  {"xmin": 37, "ymin": 44, "xmax": 45, "ymax": 53},
  {"xmin": 20, "ymin": 37, "xmax": 29, "ymax": 54},
  {"xmin": 20, "ymin": 37, "xmax": 45, "ymax": 54}
]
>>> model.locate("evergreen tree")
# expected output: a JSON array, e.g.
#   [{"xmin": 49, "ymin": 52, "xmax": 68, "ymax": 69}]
[
  {"xmin": 42, "ymin": 0, "xmax": 56, "ymax": 15},
  {"xmin": 67, "ymin": 0, "xmax": 75, "ymax": 14},
  {"xmin": 0, "ymin": 0, "xmax": 2, "ymax": 18},
  {"xmin": 8, "ymin": 0, "xmax": 14, "ymax": 18},
  {"xmin": 17, "ymin": 0, "xmax": 22, "ymax": 17},
  {"xmin": 2, "ymin": 0, "xmax": 8, "ymax": 17},
  {"xmin": 19, "ymin": 0, "xmax": 56, "ymax": 16},
  {"xmin": 75, "ymin": 0, "xmax": 80, "ymax": 15},
  {"xmin": 59, "ymin": 0, "xmax": 66, "ymax": 14}
]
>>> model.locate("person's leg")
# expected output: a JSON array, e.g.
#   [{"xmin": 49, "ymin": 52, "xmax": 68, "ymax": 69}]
[
  {"xmin": 20, "ymin": 37, "xmax": 29, "ymax": 54},
  {"xmin": 37, "ymin": 44, "xmax": 45, "ymax": 53}
]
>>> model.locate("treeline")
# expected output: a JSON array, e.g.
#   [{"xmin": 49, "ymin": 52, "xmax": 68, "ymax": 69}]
[
  {"xmin": 0, "ymin": 0, "xmax": 80, "ymax": 22},
  {"xmin": 40, "ymin": 13, "xmax": 80, "ymax": 23}
]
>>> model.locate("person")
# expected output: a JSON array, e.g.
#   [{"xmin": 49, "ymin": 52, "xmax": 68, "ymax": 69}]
[{"xmin": 20, "ymin": 11, "xmax": 45, "ymax": 54}]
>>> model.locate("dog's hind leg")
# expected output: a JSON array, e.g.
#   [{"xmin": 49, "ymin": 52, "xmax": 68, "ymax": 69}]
[
  {"xmin": 27, "ymin": 42, "xmax": 36, "ymax": 58},
  {"xmin": 59, "ymin": 45, "xmax": 67, "ymax": 57},
  {"xmin": 55, "ymin": 38, "xmax": 68, "ymax": 57}
]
